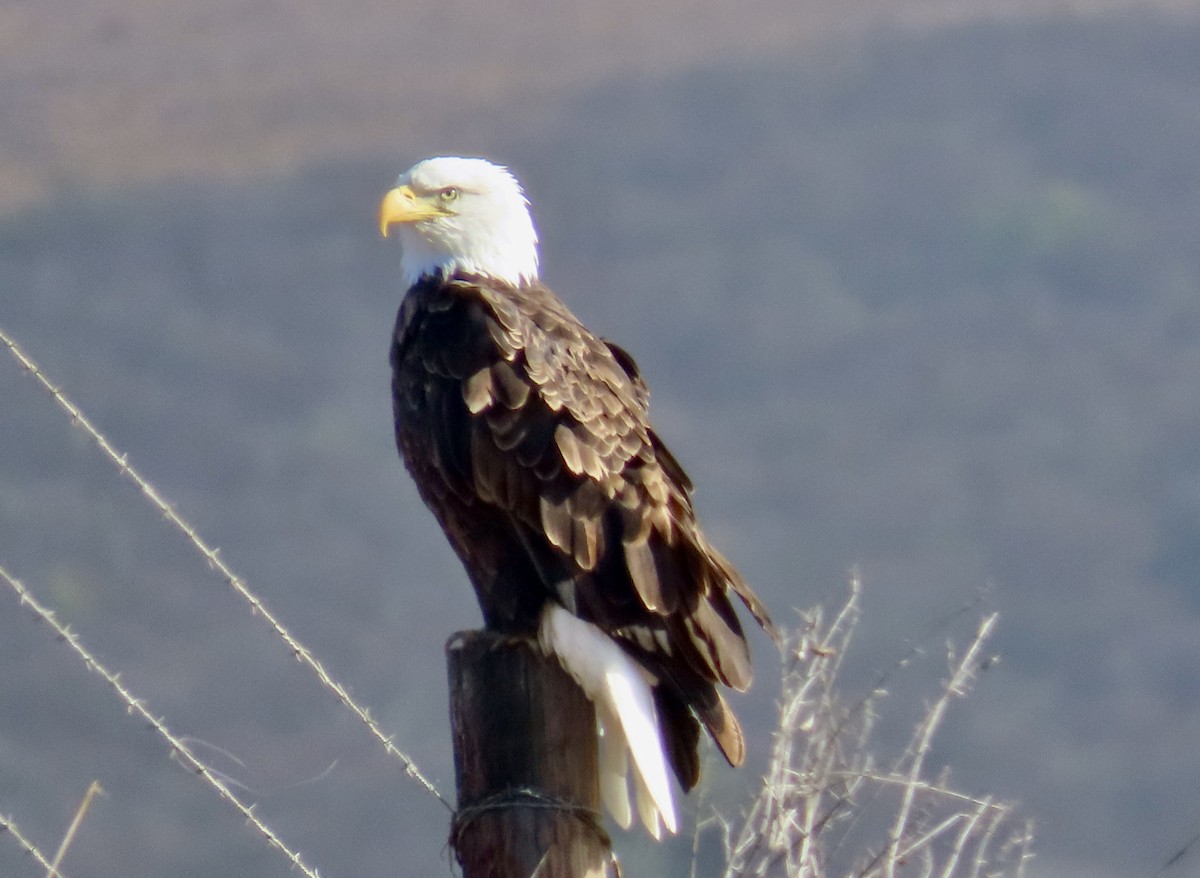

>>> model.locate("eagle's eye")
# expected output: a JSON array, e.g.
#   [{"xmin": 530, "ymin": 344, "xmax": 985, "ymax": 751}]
[{"xmin": 438, "ymin": 187, "xmax": 461, "ymax": 203}]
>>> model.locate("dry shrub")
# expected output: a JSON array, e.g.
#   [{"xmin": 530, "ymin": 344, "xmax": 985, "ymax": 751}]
[{"xmin": 714, "ymin": 577, "xmax": 1034, "ymax": 878}]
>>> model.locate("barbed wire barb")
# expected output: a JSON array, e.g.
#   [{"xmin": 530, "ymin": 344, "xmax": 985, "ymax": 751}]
[{"xmin": 0, "ymin": 811, "xmax": 62, "ymax": 877}]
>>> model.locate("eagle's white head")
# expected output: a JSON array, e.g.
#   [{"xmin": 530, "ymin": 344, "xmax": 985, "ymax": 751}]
[{"xmin": 379, "ymin": 156, "xmax": 540, "ymax": 289}]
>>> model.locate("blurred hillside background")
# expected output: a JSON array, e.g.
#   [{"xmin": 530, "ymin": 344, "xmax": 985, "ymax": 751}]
[{"xmin": 2, "ymin": 1, "xmax": 1199, "ymax": 875}]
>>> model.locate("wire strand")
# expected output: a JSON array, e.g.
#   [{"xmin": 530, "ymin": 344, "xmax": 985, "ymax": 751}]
[
  {"xmin": 1, "ymin": 324, "xmax": 449, "ymax": 809},
  {"xmin": 0, "ymin": 565, "xmax": 323, "ymax": 878}
]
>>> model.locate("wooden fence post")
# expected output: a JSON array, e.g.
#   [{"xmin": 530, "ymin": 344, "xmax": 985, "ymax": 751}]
[{"xmin": 447, "ymin": 630, "xmax": 617, "ymax": 878}]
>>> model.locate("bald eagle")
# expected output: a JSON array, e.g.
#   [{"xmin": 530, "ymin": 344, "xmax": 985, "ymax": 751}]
[{"xmin": 380, "ymin": 157, "xmax": 771, "ymax": 838}]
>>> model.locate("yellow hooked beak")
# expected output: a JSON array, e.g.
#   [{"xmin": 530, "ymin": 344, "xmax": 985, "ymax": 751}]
[{"xmin": 379, "ymin": 185, "xmax": 446, "ymax": 237}]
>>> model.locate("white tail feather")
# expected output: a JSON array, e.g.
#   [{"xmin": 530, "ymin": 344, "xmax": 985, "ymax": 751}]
[
  {"xmin": 596, "ymin": 706, "xmax": 632, "ymax": 829},
  {"xmin": 634, "ymin": 768, "xmax": 664, "ymax": 839},
  {"xmin": 538, "ymin": 605, "xmax": 678, "ymax": 837},
  {"xmin": 603, "ymin": 664, "xmax": 677, "ymax": 835}
]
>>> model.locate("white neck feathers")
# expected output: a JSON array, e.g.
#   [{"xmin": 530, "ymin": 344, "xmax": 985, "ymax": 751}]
[{"xmin": 393, "ymin": 157, "xmax": 540, "ymax": 289}]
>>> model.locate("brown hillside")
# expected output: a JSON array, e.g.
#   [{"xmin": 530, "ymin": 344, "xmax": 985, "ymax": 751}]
[{"xmin": 0, "ymin": 0, "xmax": 1194, "ymax": 211}]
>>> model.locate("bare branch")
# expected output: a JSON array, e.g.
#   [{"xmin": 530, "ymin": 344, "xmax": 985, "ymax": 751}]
[
  {"xmin": 718, "ymin": 579, "xmax": 1028, "ymax": 878},
  {"xmin": 886, "ymin": 614, "xmax": 997, "ymax": 878},
  {"xmin": 45, "ymin": 782, "xmax": 104, "ymax": 878}
]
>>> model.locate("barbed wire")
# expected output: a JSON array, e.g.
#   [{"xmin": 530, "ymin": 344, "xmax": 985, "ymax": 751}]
[
  {"xmin": 0, "ymin": 564, "xmax": 323, "ymax": 878},
  {"xmin": 0, "ymin": 811, "xmax": 62, "ymax": 877},
  {"xmin": 450, "ymin": 787, "xmax": 610, "ymax": 854},
  {"xmin": 0, "ymin": 325, "xmax": 449, "ymax": 809}
]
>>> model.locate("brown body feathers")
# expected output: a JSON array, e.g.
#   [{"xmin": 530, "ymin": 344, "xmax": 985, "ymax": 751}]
[{"xmin": 391, "ymin": 271, "xmax": 772, "ymax": 789}]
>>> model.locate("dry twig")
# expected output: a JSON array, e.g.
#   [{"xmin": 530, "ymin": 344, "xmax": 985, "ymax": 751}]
[
  {"xmin": 45, "ymin": 782, "xmax": 104, "ymax": 878},
  {"xmin": 718, "ymin": 576, "xmax": 1029, "ymax": 878}
]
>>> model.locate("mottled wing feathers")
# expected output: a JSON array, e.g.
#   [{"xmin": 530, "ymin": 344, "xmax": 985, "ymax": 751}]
[
  {"xmin": 391, "ymin": 274, "xmax": 771, "ymax": 785},
  {"xmin": 602, "ymin": 339, "xmax": 653, "ymax": 413}
]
